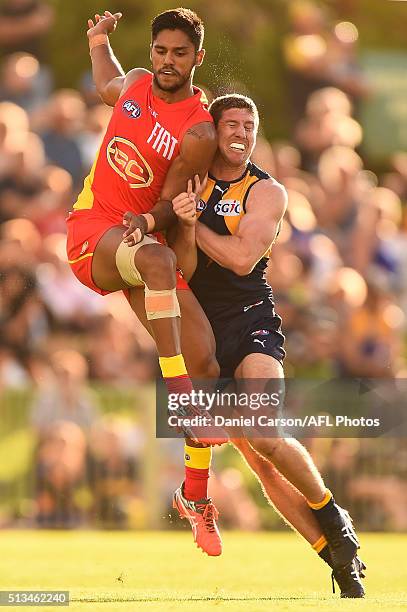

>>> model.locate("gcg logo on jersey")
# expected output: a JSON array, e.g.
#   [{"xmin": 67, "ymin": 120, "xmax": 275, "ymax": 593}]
[
  {"xmin": 106, "ymin": 137, "xmax": 154, "ymax": 189},
  {"xmin": 122, "ymin": 99, "xmax": 142, "ymax": 119},
  {"xmin": 214, "ymin": 199, "xmax": 241, "ymax": 216}
]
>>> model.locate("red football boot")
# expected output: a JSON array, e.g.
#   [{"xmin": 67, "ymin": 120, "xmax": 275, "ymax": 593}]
[{"xmin": 173, "ymin": 483, "xmax": 222, "ymax": 556}]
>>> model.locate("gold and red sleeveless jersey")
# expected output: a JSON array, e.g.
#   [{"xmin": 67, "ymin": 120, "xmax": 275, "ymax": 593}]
[{"xmin": 73, "ymin": 72, "xmax": 212, "ymax": 222}]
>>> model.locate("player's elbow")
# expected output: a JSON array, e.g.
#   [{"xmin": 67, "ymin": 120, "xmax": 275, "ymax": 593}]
[
  {"xmin": 230, "ymin": 256, "xmax": 254, "ymax": 276},
  {"xmin": 98, "ymin": 89, "xmax": 117, "ymax": 107},
  {"xmin": 233, "ymin": 265, "xmax": 254, "ymax": 276}
]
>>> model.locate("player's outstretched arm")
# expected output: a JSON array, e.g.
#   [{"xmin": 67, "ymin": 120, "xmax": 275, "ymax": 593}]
[
  {"xmin": 196, "ymin": 179, "xmax": 287, "ymax": 275},
  {"xmin": 167, "ymin": 176, "xmax": 203, "ymax": 281},
  {"xmin": 87, "ymin": 11, "xmax": 149, "ymax": 106}
]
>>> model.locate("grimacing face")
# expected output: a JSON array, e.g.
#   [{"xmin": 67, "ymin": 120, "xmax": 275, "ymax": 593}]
[
  {"xmin": 216, "ymin": 107, "xmax": 258, "ymax": 166},
  {"xmin": 150, "ymin": 29, "xmax": 204, "ymax": 93}
]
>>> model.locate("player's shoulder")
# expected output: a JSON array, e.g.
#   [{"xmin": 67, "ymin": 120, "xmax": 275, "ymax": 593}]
[
  {"xmin": 122, "ymin": 68, "xmax": 152, "ymax": 94},
  {"xmin": 184, "ymin": 121, "xmax": 217, "ymax": 142},
  {"xmin": 246, "ymin": 163, "xmax": 287, "ymax": 211}
]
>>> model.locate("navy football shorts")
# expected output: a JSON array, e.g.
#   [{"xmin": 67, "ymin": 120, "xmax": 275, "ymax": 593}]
[{"xmin": 209, "ymin": 297, "xmax": 285, "ymax": 378}]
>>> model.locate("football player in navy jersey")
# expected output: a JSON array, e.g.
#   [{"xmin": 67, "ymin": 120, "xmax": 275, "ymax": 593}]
[{"xmin": 170, "ymin": 93, "xmax": 365, "ymax": 598}]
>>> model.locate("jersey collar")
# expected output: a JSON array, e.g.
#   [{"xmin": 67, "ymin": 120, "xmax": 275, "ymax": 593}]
[{"xmin": 208, "ymin": 162, "xmax": 251, "ymax": 186}]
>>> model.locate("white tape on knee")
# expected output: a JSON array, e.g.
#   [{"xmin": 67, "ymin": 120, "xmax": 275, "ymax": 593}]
[
  {"xmin": 145, "ymin": 286, "xmax": 180, "ymax": 320},
  {"xmin": 115, "ymin": 235, "xmax": 157, "ymax": 287}
]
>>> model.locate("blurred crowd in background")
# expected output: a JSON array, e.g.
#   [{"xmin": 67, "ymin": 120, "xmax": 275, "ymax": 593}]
[{"xmin": 0, "ymin": 0, "xmax": 406, "ymax": 532}]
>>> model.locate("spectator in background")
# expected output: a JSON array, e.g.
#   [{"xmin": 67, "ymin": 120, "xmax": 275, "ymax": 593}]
[
  {"xmin": 325, "ymin": 21, "xmax": 371, "ymax": 112},
  {"xmin": 0, "ymin": 131, "xmax": 47, "ymax": 224},
  {"xmin": 283, "ymin": 1, "xmax": 370, "ymax": 125},
  {"xmin": 78, "ymin": 70, "xmax": 102, "ymax": 108},
  {"xmin": 0, "ymin": 339, "xmax": 30, "ymax": 388},
  {"xmin": 351, "ymin": 187, "xmax": 404, "ymax": 283},
  {"xmin": 0, "ymin": 263, "xmax": 49, "ymax": 362},
  {"xmin": 0, "ymin": 0, "xmax": 54, "ymax": 59},
  {"xmin": 383, "ymin": 152, "xmax": 407, "ymax": 204},
  {"xmin": 77, "ymin": 103, "xmax": 112, "ymax": 169},
  {"xmin": 85, "ymin": 313, "xmax": 157, "ymax": 383},
  {"xmin": 295, "ymin": 87, "xmax": 362, "ymax": 171},
  {"xmin": 39, "ymin": 90, "xmax": 85, "ymax": 189},
  {"xmin": 0, "ymin": 52, "xmax": 52, "ymax": 111},
  {"xmin": 0, "ymin": 101, "xmax": 30, "ymax": 189},
  {"xmin": 30, "ymin": 349, "xmax": 99, "ymax": 434},
  {"xmin": 283, "ymin": 0, "xmax": 331, "ymax": 124},
  {"xmin": 314, "ymin": 145, "xmax": 365, "ymax": 258},
  {"xmin": 338, "ymin": 276, "xmax": 403, "ymax": 377},
  {"xmin": 88, "ymin": 415, "xmax": 144, "ymax": 528},
  {"xmin": 34, "ymin": 420, "xmax": 87, "ymax": 527}
]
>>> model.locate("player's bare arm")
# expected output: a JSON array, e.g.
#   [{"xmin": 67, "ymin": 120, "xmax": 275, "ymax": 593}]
[
  {"xmin": 87, "ymin": 11, "xmax": 149, "ymax": 106},
  {"xmin": 123, "ymin": 122, "xmax": 216, "ymax": 247},
  {"xmin": 160, "ymin": 121, "xmax": 216, "ymax": 204},
  {"xmin": 167, "ymin": 175, "xmax": 204, "ymax": 280},
  {"xmin": 196, "ymin": 179, "xmax": 287, "ymax": 276}
]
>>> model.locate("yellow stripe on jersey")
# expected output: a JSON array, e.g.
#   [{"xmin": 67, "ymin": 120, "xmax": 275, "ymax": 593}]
[
  {"xmin": 198, "ymin": 177, "xmax": 215, "ymax": 217},
  {"xmin": 68, "ymin": 252, "xmax": 94, "ymax": 264},
  {"xmin": 222, "ymin": 173, "xmax": 259, "ymax": 236},
  {"xmin": 73, "ymin": 148, "xmax": 100, "ymax": 210}
]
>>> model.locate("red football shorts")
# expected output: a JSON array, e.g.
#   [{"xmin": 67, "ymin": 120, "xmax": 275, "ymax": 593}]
[{"xmin": 66, "ymin": 209, "xmax": 189, "ymax": 295}]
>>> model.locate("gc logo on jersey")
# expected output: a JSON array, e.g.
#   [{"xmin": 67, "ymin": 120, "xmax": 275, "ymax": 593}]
[
  {"xmin": 106, "ymin": 136, "xmax": 154, "ymax": 189},
  {"xmin": 122, "ymin": 99, "xmax": 142, "ymax": 119},
  {"xmin": 214, "ymin": 199, "xmax": 241, "ymax": 216}
]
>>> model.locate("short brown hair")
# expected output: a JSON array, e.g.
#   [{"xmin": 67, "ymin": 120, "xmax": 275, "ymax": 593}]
[
  {"xmin": 151, "ymin": 8, "xmax": 204, "ymax": 51},
  {"xmin": 209, "ymin": 94, "xmax": 259, "ymax": 127}
]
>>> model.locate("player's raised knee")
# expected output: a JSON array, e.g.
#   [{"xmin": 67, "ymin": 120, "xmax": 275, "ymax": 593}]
[{"xmin": 136, "ymin": 244, "xmax": 177, "ymax": 287}]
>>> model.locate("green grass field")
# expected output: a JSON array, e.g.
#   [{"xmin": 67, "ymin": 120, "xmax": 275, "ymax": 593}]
[{"xmin": 0, "ymin": 531, "xmax": 406, "ymax": 611}]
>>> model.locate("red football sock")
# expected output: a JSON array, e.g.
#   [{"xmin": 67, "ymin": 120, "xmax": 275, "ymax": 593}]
[
  {"xmin": 183, "ymin": 444, "xmax": 212, "ymax": 501},
  {"xmin": 184, "ymin": 466, "xmax": 210, "ymax": 501},
  {"xmin": 165, "ymin": 374, "xmax": 193, "ymax": 396}
]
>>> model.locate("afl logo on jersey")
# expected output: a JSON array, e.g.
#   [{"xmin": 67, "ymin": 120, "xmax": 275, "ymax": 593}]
[
  {"xmin": 196, "ymin": 199, "xmax": 207, "ymax": 212},
  {"xmin": 106, "ymin": 137, "xmax": 154, "ymax": 189},
  {"xmin": 214, "ymin": 199, "xmax": 241, "ymax": 216},
  {"xmin": 122, "ymin": 99, "xmax": 142, "ymax": 119}
]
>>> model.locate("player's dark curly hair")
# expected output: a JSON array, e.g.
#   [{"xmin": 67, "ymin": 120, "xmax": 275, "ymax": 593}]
[
  {"xmin": 151, "ymin": 8, "xmax": 204, "ymax": 51},
  {"xmin": 209, "ymin": 94, "xmax": 259, "ymax": 127}
]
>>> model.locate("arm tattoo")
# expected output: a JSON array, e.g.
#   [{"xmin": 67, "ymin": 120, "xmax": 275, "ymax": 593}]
[{"xmin": 186, "ymin": 127, "xmax": 206, "ymax": 139}]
